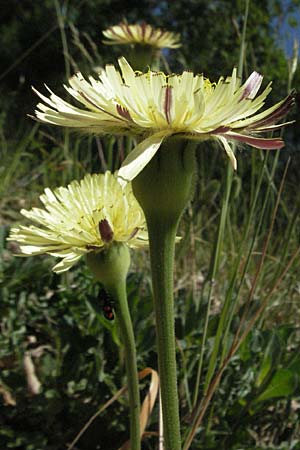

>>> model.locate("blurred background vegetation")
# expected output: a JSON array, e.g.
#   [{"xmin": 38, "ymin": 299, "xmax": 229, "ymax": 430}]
[{"xmin": 1, "ymin": 0, "xmax": 300, "ymax": 449}]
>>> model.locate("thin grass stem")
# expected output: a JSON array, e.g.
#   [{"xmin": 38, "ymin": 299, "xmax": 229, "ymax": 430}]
[{"xmin": 192, "ymin": 162, "xmax": 233, "ymax": 407}]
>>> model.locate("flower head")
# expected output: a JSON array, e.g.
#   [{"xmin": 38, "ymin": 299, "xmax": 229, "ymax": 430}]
[
  {"xmin": 8, "ymin": 172, "xmax": 148, "ymax": 273},
  {"xmin": 33, "ymin": 58, "xmax": 294, "ymax": 181},
  {"xmin": 102, "ymin": 21, "xmax": 181, "ymax": 49}
]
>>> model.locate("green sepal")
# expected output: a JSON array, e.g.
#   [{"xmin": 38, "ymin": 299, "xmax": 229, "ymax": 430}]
[
  {"xmin": 86, "ymin": 242, "xmax": 130, "ymax": 289},
  {"xmin": 132, "ymin": 137, "xmax": 196, "ymax": 224}
]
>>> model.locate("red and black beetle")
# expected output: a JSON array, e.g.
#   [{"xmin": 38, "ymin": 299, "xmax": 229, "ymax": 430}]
[{"xmin": 98, "ymin": 288, "xmax": 115, "ymax": 321}]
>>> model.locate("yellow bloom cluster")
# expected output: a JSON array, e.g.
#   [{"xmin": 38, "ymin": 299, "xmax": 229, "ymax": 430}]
[
  {"xmin": 8, "ymin": 172, "xmax": 148, "ymax": 273},
  {"xmin": 34, "ymin": 58, "xmax": 293, "ymax": 181},
  {"xmin": 102, "ymin": 21, "xmax": 181, "ymax": 49}
]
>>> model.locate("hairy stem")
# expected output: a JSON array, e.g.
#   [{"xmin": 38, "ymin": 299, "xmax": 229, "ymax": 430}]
[
  {"xmin": 86, "ymin": 244, "xmax": 140, "ymax": 450},
  {"xmin": 132, "ymin": 138, "xmax": 196, "ymax": 450},
  {"xmin": 147, "ymin": 215, "xmax": 181, "ymax": 450},
  {"xmin": 109, "ymin": 281, "xmax": 141, "ymax": 450}
]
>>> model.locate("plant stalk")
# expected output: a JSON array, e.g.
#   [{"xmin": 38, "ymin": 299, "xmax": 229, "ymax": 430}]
[
  {"xmin": 86, "ymin": 244, "xmax": 141, "ymax": 450},
  {"xmin": 108, "ymin": 280, "xmax": 141, "ymax": 450},
  {"xmin": 147, "ymin": 215, "xmax": 182, "ymax": 450},
  {"xmin": 132, "ymin": 138, "xmax": 196, "ymax": 450}
]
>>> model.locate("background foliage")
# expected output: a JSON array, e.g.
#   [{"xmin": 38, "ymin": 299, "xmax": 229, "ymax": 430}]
[{"xmin": 1, "ymin": 1, "xmax": 300, "ymax": 449}]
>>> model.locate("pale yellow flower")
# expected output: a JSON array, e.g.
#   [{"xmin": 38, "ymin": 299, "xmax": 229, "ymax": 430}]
[
  {"xmin": 33, "ymin": 58, "xmax": 294, "ymax": 181},
  {"xmin": 102, "ymin": 21, "xmax": 181, "ymax": 49},
  {"xmin": 8, "ymin": 172, "xmax": 148, "ymax": 273}
]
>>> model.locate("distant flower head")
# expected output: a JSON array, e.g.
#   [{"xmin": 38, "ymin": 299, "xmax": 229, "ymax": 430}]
[
  {"xmin": 102, "ymin": 21, "xmax": 181, "ymax": 49},
  {"xmin": 8, "ymin": 172, "xmax": 148, "ymax": 273},
  {"xmin": 33, "ymin": 58, "xmax": 294, "ymax": 181}
]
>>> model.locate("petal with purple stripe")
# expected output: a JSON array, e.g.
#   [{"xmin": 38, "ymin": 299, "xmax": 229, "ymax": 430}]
[
  {"xmin": 223, "ymin": 132, "xmax": 284, "ymax": 149},
  {"xmin": 239, "ymin": 72, "xmax": 263, "ymax": 101},
  {"xmin": 247, "ymin": 92, "xmax": 295, "ymax": 129},
  {"xmin": 163, "ymin": 85, "xmax": 173, "ymax": 124}
]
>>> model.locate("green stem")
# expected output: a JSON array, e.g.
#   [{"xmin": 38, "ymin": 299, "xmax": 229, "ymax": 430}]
[
  {"xmin": 147, "ymin": 216, "xmax": 181, "ymax": 450},
  {"xmin": 53, "ymin": 0, "xmax": 71, "ymax": 180},
  {"xmin": 108, "ymin": 281, "xmax": 141, "ymax": 450},
  {"xmin": 86, "ymin": 244, "xmax": 140, "ymax": 450},
  {"xmin": 238, "ymin": 0, "xmax": 250, "ymax": 78},
  {"xmin": 193, "ymin": 162, "xmax": 233, "ymax": 403},
  {"xmin": 54, "ymin": 0, "xmax": 71, "ymax": 79},
  {"xmin": 127, "ymin": 44, "xmax": 156, "ymax": 71},
  {"xmin": 132, "ymin": 138, "xmax": 196, "ymax": 450}
]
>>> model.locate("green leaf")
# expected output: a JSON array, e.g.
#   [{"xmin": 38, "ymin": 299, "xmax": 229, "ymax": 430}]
[
  {"xmin": 255, "ymin": 369, "xmax": 298, "ymax": 403},
  {"xmin": 255, "ymin": 332, "xmax": 282, "ymax": 388}
]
